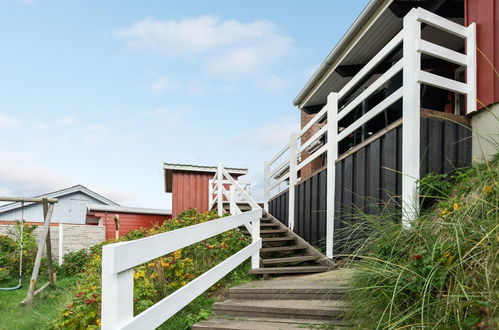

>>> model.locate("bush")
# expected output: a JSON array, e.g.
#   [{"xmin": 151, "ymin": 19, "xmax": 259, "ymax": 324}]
[
  {"xmin": 51, "ymin": 209, "xmax": 253, "ymax": 329},
  {"xmin": 0, "ymin": 223, "xmax": 38, "ymax": 283},
  {"xmin": 60, "ymin": 249, "xmax": 90, "ymax": 277},
  {"xmin": 345, "ymin": 156, "xmax": 498, "ymax": 329}
]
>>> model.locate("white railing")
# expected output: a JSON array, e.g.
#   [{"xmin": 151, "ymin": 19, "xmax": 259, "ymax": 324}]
[
  {"xmin": 101, "ymin": 165, "xmax": 262, "ymax": 329},
  {"xmin": 208, "ymin": 178, "xmax": 251, "ymax": 212},
  {"xmin": 264, "ymin": 7, "xmax": 476, "ymax": 258}
]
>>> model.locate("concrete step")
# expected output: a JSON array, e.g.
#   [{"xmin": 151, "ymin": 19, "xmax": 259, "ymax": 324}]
[
  {"xmin": 261, "ymin": 255, "xmax": 320, "ymax": 266},
  {"xmin": 229, "ymin": 286, "xmax": 349, "ymax": 300},
  {"xmin": 260, "ymin": 245, "xmax": 307, "ymax": 253},
  {"xmin": 262, "ymin": 237, "xmax": 296, "ymax": 243},
  {"xmin": 249, "ymin": 266, "xmax": 332, "ymax": 275},
  {"xmin": 192, "ymin": 317, "xmax": 345, "ymax": 329},
  {"xmin": 212, "ymin": 298, "xmax": 346, "ymax": 321}
]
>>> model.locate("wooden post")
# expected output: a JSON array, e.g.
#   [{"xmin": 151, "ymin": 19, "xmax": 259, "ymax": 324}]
[
  {"xmin": 23, "ymin": 199, "xmax": 55, "ymax": 305},
  {"xmin": 42, "ymin": 200, "xmax": 56, "ymax": 286},
  {"xmin": 58, "ymin": 223, "xmax": 64, "ymax": 266},
  {"xmin": 402, "ymin": 9, "xmax": 421, "ymax": 228},
  {"xmin": 217, "ymin": 163, "xmax": 224, "ymax": 217},
  {"xmin": 263, "ymin": 161, "xmax": 270, "ymax": 211},
  {"xmin": 326, "ymin": 92, "xmax": 338, "ymax": 258},
  {"xmin": 114, "ymin": 215, "xmax": 120, "ymax": 239},
  {"xmin": 288, "ymin": 134, "xmax": 298, "ymax": 230}
]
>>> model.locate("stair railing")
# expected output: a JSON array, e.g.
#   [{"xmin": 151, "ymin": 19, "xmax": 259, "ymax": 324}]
[
  {"xmin": 263, "ymin": 7, "xmax": 476, "ymax": 258},
  {"xmin": 101, "ymin": 164, "xmax": 262, "ymax": 329}
]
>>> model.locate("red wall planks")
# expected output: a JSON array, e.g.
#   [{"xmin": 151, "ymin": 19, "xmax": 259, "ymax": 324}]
[
  {"xmin": 466, "ymin": 0, "xmax": 499, "ymax": 109},
  {"xmin": 171, "ymin": 171, "xmax": 212, "ymax": 217},
  {"xmin": 91, "ymin": 211, "xmax": 171, "ymax": 240}
]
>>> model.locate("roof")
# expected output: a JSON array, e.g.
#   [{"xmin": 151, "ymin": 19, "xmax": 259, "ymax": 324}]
[
  {"xmin": 0, "ymin": 185, "xmax": 119, "ymax": 213},
  {"xmin": 163, "ymin": 163, "xmax": 248, "ymax": 192},
  {"xmin": 293, "ymin": 0, "xmax": 465, "ymax": 108},
  {"xmin": 87, "ymin": 204, "xmax": 171, "ymax": 216},
  {"xmin": 293, "ymin": 0, "xmax": 389, "ymax": 107}
]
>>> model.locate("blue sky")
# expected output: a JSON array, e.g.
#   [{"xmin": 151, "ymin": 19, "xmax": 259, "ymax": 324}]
[{"xmin": 0, "ymin": 0, "xmax": 369, "ymax": 208}]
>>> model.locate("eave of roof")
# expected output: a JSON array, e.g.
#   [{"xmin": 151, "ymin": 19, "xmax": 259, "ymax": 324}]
[
  {"xmin": 87, "ymin": 204, "xmax": 171, "ymax": 216},
  {"xmin": 163, "ymin": 163, "xmax": 248, "ymax": 193},
  {"xmin": 293, "ymin": 0, "xmax": 388, "ymax": 107},
  {"xmin": 0, "ymin": 185, "xmax": 119, "ymax": 213}
]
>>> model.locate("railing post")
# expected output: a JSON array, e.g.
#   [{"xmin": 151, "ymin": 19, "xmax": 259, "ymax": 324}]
[
  {"xmin": 229, "ymin": 185, "xmax": 236, "ymax": 215},
  {"xmin": 288, "ymin": 134, "xmax": 298, "ymax": 230},
  {"xmin": 401, "ymin": 8, "xmax": 421, "ymax": 228},
  {"xmin": 251, "ymin": 214, "xmax": 261, "ymax": 269},
  {"xmin": 466, "ymin": 22, "xmax": 476, "ymax": 114},
  {"xmin": 217, "ymin": 163, "xmax": 224, "ymax": 217},
  {"xmin": 326, "ymin": 92, "xmax": 338, "ymax": 258},
  {"xmin": 101, "ymin": 246, "xmax": 134, "ymax": 330},
  {"xmin": 263, "ymin": 160, "xmax": 270, "ymax": 212}
]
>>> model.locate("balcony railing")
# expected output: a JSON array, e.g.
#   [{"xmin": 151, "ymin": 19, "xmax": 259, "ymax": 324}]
[{"xmin": 264, "ymin": 7, "xmax": 476, "ymax": 258}]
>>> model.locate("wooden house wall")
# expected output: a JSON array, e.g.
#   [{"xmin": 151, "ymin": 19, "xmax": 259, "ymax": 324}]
[
  {"xmin": 465, "ymin": 0, "xmax": 499, "ymax": 109},
  {"xmin": 268, "ymin": 117, "xmax": 472, "ymax": 253}
]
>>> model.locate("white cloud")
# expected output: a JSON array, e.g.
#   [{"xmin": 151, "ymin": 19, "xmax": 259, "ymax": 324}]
[
  {"xmin": 115, "ymin": 16, "xmax": 293, "ymax": 75},
  {"xmin": 0, "ymin": 150, "xmax": 72, "ymax": 197},
  {"xmin": 147, "ymin": 107, "xmax": 185, "ymax": 126},
  {"xmin": 231, "ymin": 116, "xmax": 299, "ymax": 149},
  {"xmin": 0, "ymin": 113, "xmax": 20, "ymax": 128},
  {"xmin": 0, "ymin": 149, "xmax": 135, "ymax": 205},
  {"xmin": 150, "ymin": 78, "xmax": 178, "ymax": 93}
]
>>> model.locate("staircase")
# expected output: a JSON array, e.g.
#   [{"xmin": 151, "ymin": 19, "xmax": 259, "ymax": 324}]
[
  {"xmin": 249, "ymin": 212, "xmax": 335, "ymax": 276},
  {"xmin": 192, "ymin": 269, "xmax": 352, "ymax": 329}
]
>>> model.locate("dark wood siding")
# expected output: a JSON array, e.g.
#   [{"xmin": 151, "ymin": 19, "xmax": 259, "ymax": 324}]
[{"xmin": 268, "ymin": 117, "xmax": 472, "ymax": 253}]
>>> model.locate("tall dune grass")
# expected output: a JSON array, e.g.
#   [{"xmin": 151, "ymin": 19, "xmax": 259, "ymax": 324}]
[{"xmin": 343, "ymin": 153, "xmax": 498, "ymax": 329}]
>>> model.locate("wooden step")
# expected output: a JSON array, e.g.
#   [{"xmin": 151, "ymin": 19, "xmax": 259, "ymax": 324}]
[
  {"xmin": 260, "ymin": 245, "xmax": 307, "ymax": 253},
  {"xmin": 260, "ymin": 229, "xmax": 287, "ymax": 234},
  {"xmin": 249, "ymin": 266, "xmax": 332, "ymax": 275},
  {"xmin": 259, "ymin": 223, "xmax": 280, "ymax": 227},
  {"xmin": 212, "ymin": 298, "xmax": 345, "ymax": 321},
  {"xmin": 229, "ymin": 286, "xmax": 349, "ymax": 300},
  {"xmin": 261, "ymin": 255, "xmax": 320, "ymax": 265},
  {"xmin": 261, "ymin": 237, "xmax": 295, "ymax": 243},
  {"xmin": 192, "ymin": 317, "xmax": 345, "ymax": 329}
]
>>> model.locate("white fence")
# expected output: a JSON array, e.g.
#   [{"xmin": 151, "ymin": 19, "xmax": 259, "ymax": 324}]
[
  {"xmin": 101, "ymin": 165, "xmax": 262, "ymax": 329},
  {"xmin": 264, "ymin": 7, "xmax": 476, "ymax": 258}
]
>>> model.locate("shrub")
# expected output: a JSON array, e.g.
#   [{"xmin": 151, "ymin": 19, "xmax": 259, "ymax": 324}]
[
  {"xmin": 345, "ymin": 156, "xmax": 498, "ymax": 329},
  {"xmin": 0, "ymin": 223, "xmax": 38, "ymax": 282},
  {"xmin": 60, "ymin": 249, "xmax": 90, "ymax": 277},
  {"xmin": 52, "ymin": 209, "xmax": 252, "ymax": 329}
]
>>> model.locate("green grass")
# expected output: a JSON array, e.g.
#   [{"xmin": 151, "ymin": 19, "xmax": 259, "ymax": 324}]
[
  {"xmin": 0, "ymin": 276, "xmax": 76, "ymax": 330},
  {"xmin": 343, "ymin": 155, "xmax": 499, "ymax": 329}
]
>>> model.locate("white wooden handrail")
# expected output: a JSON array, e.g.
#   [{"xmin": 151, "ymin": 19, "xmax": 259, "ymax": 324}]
[
  {"xmin": 263, "ymin": 7, "xmax": 477, "ymax": 258},
  {"xmin": 102, "ymin": 166, "xmax": 262, "ymax": 329}
]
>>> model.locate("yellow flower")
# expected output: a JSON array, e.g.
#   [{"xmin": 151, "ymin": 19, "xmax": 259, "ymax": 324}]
[
  {"xmin": 96, "ymin": 319, "xmax": 101, "ymax": 326},
  {"xmin": 161, "ymin": 262, "xmax": 170, "ymax": 268},
  {"xmin": 184, "ymin": 258, "xmax": 192, "ymax": 263},
  {"xmin": 173, "ymin": 250, "xmax": 182, "ymax": 260},
  {"xmin": 147, "ymin": 263, "xmax": 154, "ymax": 268},
  {"xmin": 440, "ymin": 208, "xmax": 449, "ymax": 217},
  {"xmin": 453, "ymin": 202, "xmax": 460, "ymax": 211},
  {"xmin": 151, "ymin": 273, "xmax": 158, "ymax": 279},
  {"xmin": 483, "ymin": 185, "xmax": 493, "ymax": 194}
]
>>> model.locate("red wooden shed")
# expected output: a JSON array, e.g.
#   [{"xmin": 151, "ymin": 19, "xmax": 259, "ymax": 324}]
[
  {"xmin": 163, "ymin": 163, "xmax": 248, "ymax": 217},
  {"xmin": 86, "ymin": 204, "xmax": 171, "ymax": 240}
]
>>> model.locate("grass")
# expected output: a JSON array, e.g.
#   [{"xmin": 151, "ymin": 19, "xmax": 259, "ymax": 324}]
[
  {"xmin": 0, "ymin": 276, "xmax": 77, "ymax": 330},
  {"xmin": 342, "ymin": 154, "xmax": 499, "ymax": 329}
]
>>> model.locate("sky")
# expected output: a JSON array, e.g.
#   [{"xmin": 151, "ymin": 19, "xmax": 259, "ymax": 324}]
[{"xmin": 0, "ymin": 0, "xmax": 370, "ymax": 209}]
